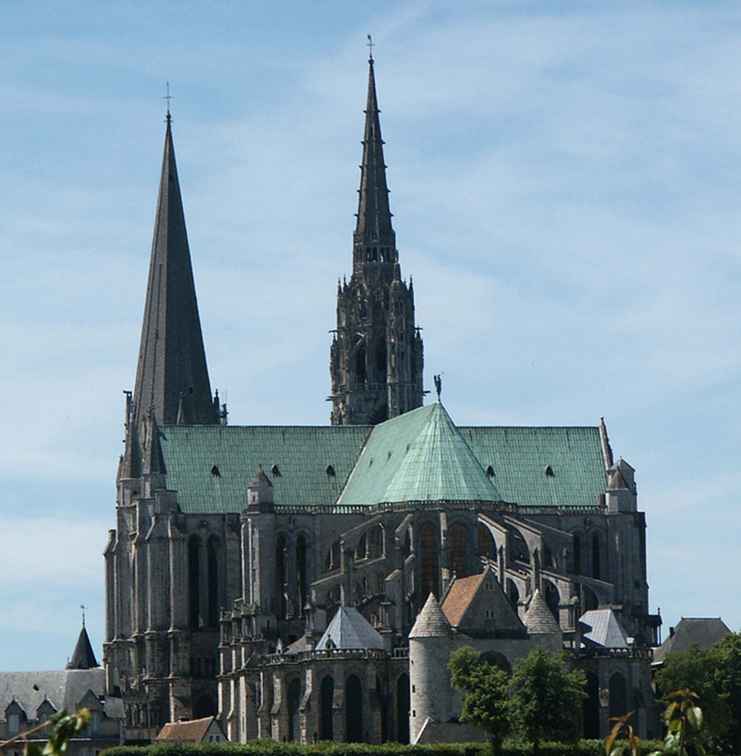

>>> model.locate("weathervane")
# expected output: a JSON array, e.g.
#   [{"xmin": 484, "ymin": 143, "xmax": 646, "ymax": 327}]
[
  {"xmin": 80, "ymin": 604, "xmax": 87, "ymax": 628},
  {"xmin": 367, "ymin": 34, "xmax": 375, "ymax": 62}
]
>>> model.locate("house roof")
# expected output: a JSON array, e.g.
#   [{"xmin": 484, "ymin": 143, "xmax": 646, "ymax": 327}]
[
  {"xmin": 0, "ymin": 669, "xmax": 107, "ymax": 720},
  {"xmin": 580, "ymin": 609, "xmax": 629, "ymax": 649},
  {"xmin": 653, "ymin": 618, "xmax": 732, "ymax": 663},
  {"xmin": 317, "ymin": 607, "xmax": 385, "ymax": 651},
  {"xmin": 442, "ymin": 573, "xmax": 487, "ymax": 627},
  {"xmin": 156, "ymin": 716, "xmax": 220, "ymax": 742},
  {"xmin": 158, "ymin": 405, "xmax": 607, "ymax": 513},
  {"xmin": 410, "ymin": 594, "xmax": 451, "ymax": 639},
  {"xmin": 524, "ymin": 590, "xmax": 561, "ymax": 635}
]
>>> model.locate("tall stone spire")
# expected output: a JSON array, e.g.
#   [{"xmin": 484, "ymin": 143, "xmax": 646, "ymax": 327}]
[
  {"xmin": 132, "ymin": 114, "xmax": 217, "ymax": 429},
  {"xmin": 353, "ymin": 52, "xmax": 396, "ymax": 274},
  {"xmin": 330, "ymin": 52, "xmax": 424, "ymax": 425}
]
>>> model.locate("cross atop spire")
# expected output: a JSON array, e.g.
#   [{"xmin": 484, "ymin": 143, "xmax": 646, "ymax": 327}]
[
  {"xmin": 366, "ymin": 33, "xmax": 375, "ymax": 63},
  {"xmin": 163, "ymin": 81, "xmax": 173, "ymax": 125},
  {"xmin": 353, "ymin": 49, "xmax": 396, "ymax": 274}
]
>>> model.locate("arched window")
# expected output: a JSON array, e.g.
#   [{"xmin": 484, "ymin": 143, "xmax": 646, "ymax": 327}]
[
  {"xmin": 420, "ymin": 523, "xmax": 439, "ymax": 599},
  {"xmin": 296, "ymin": 534, "xmax": 308, "ymax": 614},
  {"xmin": 396, "ymin": 674, "xmax": 410, "ymax": 744},
  {"xmin": 544, "ymin": 580, "xmax": 560, "ymax": 622},
  {"xmin": 592, "ymin": 533, "xmax": 601, "ymax": 580},
  {"xmin": 448, "ymin": 523, "xmax": 469, "ymax": 578},
  {"xmin": 287, "ymin": 678, "xmax": 302, "ymax": 742},
  {"xmin": 188, "ymin": 535, "xmax": 200, "ymax": 629},
  {"xmin": 345, "ymin": 674, "xmax": 363, "ymax": 742},
  {"xmin": 319, "ymin": 676, "xmax": 334, "ymax": 740},
  {"xmin": 369, "ymin": 525, "xmax": 384, "ymax": 559},
  {"xmin": 609, "ymin": 672, "xmax": 628, "ymax": 720},
  {"xmin": 276, "ymin": 534, "xmax": 287, "ymax": 619},
  {"xmin": 375, "ymin": 340, "xmax": 387, "ymax": 382},
  {"xmin": 355, "ymin": 533, "xmax": 368, "ymax": 560},
  {"xmin": 477, "ymin": 524, "xmax": 496, "ymax": 560},
  {"xmin": 207, "ymin": 536, "xmax": 219, "ymax": 627},
  {"xmin": 573, "ymin": 533, "xmax": 582, "ymax": 574},
  {"xmin": 355, "ymin": 345, "xmax": 367, "ymax": 384}
]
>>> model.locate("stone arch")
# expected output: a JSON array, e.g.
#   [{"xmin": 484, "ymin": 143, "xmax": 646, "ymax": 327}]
[
  {"xmin": 582, "ymin": 584, "xmax": 599, "ymax": 611},
  {"xmin": 345, "ymin": 674, "xmax": 363, "ymax": 742},
  {"xmin": 287, "ymin": 678, "xmax": 302, "ymax": 742},
  {"xmin": 396, "ymin": 673, "xmax": 410, "ymax": 744},
  {"xmin": 188, "ymin": 534, "xmax": 200, "ymax": 629},
  {"xmin": 510, "ymin": 528, "xmax": 530, "ymax": 563},
  {"xmin": 583, "ymin": 672, "xmax": 600, "ymax": 739},
  {"xmin": 609, "ymin": 671, "xmax": 628, "ymax": 720},
  {"xmin": 207, "ymin": 534, "xmax": 220, "ymax": 627},
  {"xmin": 477, "ymin": 523, "xmax": 496, "ymax": 560},
  {"xmin": 319, "ymin": 675, "xmax": 334, "ymax": 740},
  {"xmin": 544, "ymin": 580, "xmax": 560, "ymax": 621},
  {"xmin": 419, "ymin": 522, "xmax": 440, "ymax": 599},
  {"xmin": 447, "ymin": 521, "xmax": 469, "ymax": 578}
]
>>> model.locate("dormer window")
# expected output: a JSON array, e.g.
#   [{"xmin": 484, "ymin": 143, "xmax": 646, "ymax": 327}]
[{"xmin": 545, "ymin": 465, "xmax": 555, "ymax": 477}]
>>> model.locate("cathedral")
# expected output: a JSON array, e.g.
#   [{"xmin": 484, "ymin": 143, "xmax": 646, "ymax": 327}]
[{"xmin": 104, "ymin": 54, "xmax": 661, "ymax": 744}]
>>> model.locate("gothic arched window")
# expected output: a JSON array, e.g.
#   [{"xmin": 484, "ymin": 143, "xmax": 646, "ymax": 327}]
[
  {"xmin": 592, "ymin": 532, "xmax": 601, "ymax": 580},
  {"xmin": 188, "ymin": 535, "xmax": 200, "ymax": 629},
  {"xmin": 276, "ymin": 534, "xmax": 287, "ymax": 619},
  {"xmin": 296, "ymin": 534, "xmax": 308, "ymax": 613},
  {"xmin": 355, "ymin": 345, "xmax": 367, "ymax": 384},
  {"xmin": 420, "ymin": 523, "xmax": 439, "ymax": 599},
  {"xmin": 448, "ymin": 522, "xmax": 469, "ymax": 578},
  {"xmin": 207, "ymin": 536, "xmax": 220, "ymax": 627}
]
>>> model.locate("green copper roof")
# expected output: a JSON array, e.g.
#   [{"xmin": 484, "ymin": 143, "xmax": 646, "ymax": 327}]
[
  {"xmin": 158, "ymin": 425, "xmax": 370, "ymax": 513},
  {"xmin": 459, "ymin": 425, "xmax": 606, "ymax": 508},
  {"xmin": 337, "ymin": 403, "xmax": 501, "ymax": 506},
  {"xmin": 158, "ymin": 407, "xmax": 607, "ymax": 513}
]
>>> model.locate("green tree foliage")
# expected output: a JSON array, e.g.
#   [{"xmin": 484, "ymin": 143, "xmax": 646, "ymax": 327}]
[
  {"xmin": 448, "ymin": 646, "xmax": 511, "ymax": 748},
  {"xmin": 656, "ymin": 632, "xmax": 741, "ymax": 753},
  {"xmin": 0, "ymin": 708, "xmax": 90, "ymax": 756},
  {"xmin": 508, "ymin": 649, "xmax": 586, "ymax": 751}
]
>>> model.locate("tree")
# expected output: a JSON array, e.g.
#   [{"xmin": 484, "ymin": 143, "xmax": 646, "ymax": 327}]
[
  {"xmin": 0, "ymin": 709, "xmax": 90, "ymax": 756},
  {"xmin": 656, "ymin": 633, "xmax": 741, "ymax": 753},
  {"xmin": 449, "ymin": 646, "xmax": 511, "ymax": 752},
  {"xmin": 508, "ymin": 648, "xmax": 586, "ymax": 752}
]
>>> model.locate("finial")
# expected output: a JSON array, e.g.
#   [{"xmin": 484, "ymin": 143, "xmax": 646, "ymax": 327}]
[
  {"xmin": 367, "ymin": 34, "xmax": 375, "ymax": 63},
  {"xmin": 163, "ymin": 81, "xmax": 173, "ymax": 124},
  {"xmin": 80, "ymin": 604, "xmax": 86, "ymax": 628},
  {"xmin": 434, "ymin": 374, "xmax": 442, "ymax": 401}
]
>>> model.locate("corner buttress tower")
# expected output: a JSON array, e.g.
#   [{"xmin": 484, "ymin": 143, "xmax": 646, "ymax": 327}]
[{"xmin": 329, "ymin": 53, "xmax": 424, "ymax": 425}]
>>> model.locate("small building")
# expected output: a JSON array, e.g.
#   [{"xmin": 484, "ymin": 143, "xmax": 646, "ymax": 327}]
[
  {"xmin": 0, "ymin": 624, "xmax": 124, "ymax": 756},
  {"xmin": 653, "ymin": 617, "xmax": 732, "ymax": 666},
  {"xmin": 156, "ymin": 716, "xmax": 226, "ymax": 744}
]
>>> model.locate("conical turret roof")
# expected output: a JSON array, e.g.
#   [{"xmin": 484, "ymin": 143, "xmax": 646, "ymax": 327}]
[
  {"xmin": 66, "ymin": 625, "xmax": 99, "ymax": 670},
  {"xmin": 132, "ymin": 115, "xmax": 217, "ymax": 428},
  {"xmin": 524, "ymin": 590, "xmax": 561, "ymax": 635},
  {"xmin": 409, "ymin": 593, "xmax": 451, "ymax": 639}
]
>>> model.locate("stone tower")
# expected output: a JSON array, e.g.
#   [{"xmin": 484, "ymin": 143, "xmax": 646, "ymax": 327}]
[
  {"xmin": 329, "ymin": 54, "xmax": 424, "ymax": 425},
  {"xmin": 409, "ymin": 593, "xmax": 452, "ymax": 743}
]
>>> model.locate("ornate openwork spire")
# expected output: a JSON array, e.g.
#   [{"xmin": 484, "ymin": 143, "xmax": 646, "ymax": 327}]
[{"xmin": 353, "ymin": 50, "xmax": 396, "ymax": 272}]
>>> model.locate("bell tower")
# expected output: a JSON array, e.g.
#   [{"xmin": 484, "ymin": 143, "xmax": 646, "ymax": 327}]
[{"xmin": 329, "ymin": 52, "xmax": 424, "ymax": 425}]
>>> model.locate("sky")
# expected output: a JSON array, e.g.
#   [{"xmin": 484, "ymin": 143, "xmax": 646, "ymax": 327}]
[{"xmin": 1, "ymin": 1, "xmax": 740, "ymax": 670}]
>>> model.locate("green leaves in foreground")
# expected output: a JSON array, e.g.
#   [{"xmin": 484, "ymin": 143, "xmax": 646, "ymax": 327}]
[{"xmin": 0, "ymin": 708, "xmax": 91, "ymax": 756}]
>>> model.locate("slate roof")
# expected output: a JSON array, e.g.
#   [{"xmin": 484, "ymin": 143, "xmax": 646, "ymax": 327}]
[
  {"xmin": 66, "ymin": 626, "xmax": 98, "ymax": 670},
  {"xmin": 653, "ymin": 618, "xmax": 732, "ymax": 663},
  {"xmin": 410, "ymin": 594, "xmax": 451, "ymax": 639},
  {"xmin": 0, "ymin": 669, "xmax": 106, "ymax": 719},
  {"xmin": 317, "ymin": 607, "xmax": 385, "ymax": 650},
  {"xmin": 132, "ymin": 115, "xmax": 216, "ymax": 428},
  {"xmin": 580, "ymin": 609, "xmax": 629, "ymax": 649},
  {"xmin": 156, "ymin": 716, "xmax": 220, "ymax": 743},
  {"xmin": 524, "ymin": 590, "xmax": 561, "ymax": 635},
  {"xmin": 159, "ymin": 405, "xmax": 607, "ymax": 513}
]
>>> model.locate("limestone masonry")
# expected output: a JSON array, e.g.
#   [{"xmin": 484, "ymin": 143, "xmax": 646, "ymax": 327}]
[{"xmin": 104, "ymin": 55, "xmax": 662, "ymax": 744}]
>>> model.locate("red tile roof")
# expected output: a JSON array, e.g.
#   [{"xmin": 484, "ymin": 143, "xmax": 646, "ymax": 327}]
[
  {"xmin": 441, "ymin": 572, "xmax": 486, "ymax": 627},
  {"xmin": 156, "ymin": 716, "xmax": 216, "ymax": 743}
]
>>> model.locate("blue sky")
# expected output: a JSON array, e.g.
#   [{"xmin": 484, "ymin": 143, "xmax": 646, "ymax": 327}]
[{"xmin": 1, "ymin": 1, "xmax": 740, "ymax": 669}]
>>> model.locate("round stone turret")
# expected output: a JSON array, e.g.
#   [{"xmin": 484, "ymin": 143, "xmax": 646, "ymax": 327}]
[{"xmin": 409, "ymin": 593, "xmax": 452, "ymax": 742}]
